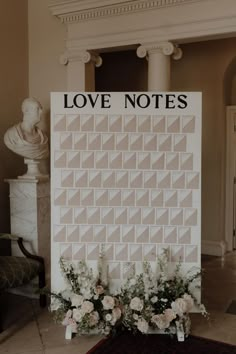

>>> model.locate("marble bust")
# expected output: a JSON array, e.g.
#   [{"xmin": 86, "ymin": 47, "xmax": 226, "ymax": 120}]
[{"xmin": 4, "ymin": 97, "xmax": 49, "ymax": 179}]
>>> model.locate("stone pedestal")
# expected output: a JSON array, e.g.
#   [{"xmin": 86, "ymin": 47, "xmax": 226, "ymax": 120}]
[{"xmin": 5, "ymin": 179, "xmax": 50, "ymax": 281}]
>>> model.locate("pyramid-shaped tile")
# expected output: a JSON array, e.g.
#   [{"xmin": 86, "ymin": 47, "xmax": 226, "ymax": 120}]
[
  {"xmin": 138, "ymin": 115, "xmax": 151, "ymax": 132},
  {"xmin": 122, "ymin": 225, "xmax": 135, "ymax": 243},
  {"xmin": 103, "ymin": 171, "xmax": 116, "ymax": 188},
  {"xmin": 128, "ymin": 207, "xmax": 141, "ymax": 224},
  {"xmin": 123, "ymin": 262, "xmax": 135, "ymax": 279},
  {"xmin": 109, "ymin": 115, "xmax": 122, "ymax": 132},
  {"xmin": 186, "ymin": 172, "xmax": 200, "ymax": 189},
  {"xmin": 124, "ymin": 115, "xmax": 137, "ymax": 132},
  {"xmin": 152, "ymin": 116, "xmax": 166, "ymax": 132},
  {"xmin": 166, "ymin": 153, "xmax": 179, "ymax": 170},
  {"xmin": 122, "ymin": 190, "xmax": 135, "ymax": 206},
  {"xmin": 123, "ymin": 152, "xmax": 136, "ymax": 169},
  {"xmin": 107, "ymin": 225, "xmax": 120, "ymax": 242},
  {"xmin": 138, "ymin": 152, "xmax": 151, "ymax": 169},
  {"xmin": 54, "ymin": 189, "xmax": 67, "ymax": 206},
  {"xmin": 68, "ymin": 152, "xmax": 80, "ymax": 168},
  {"xmin": 130, "ymin": 171, "xmax": 143, "ymax": 188},
  {"xmin": 150, "ymin": 226, "xmax": 163, "ymax": 243},
  {"xmin": 185, "ymin": 245, "xmax": 198, "ymax": 262},
  {"xmin": 167, "ymin": 116, "xmax": 180, "ymax": 133},
  {"xmin": 94, "ymin": 225, "xmax": 106, "ymax": 243},
  {"xmin": 136, "ymin": 226, "xmax": 149, "ymax": 243},
  {"xmin": 170, "ymin": 208, "xmax": 183, "ymax": 225},
  {"xmin": 81, "ymin": 152, "xmax": 94, "ymax": 168},
  {"xmin": 87, "ymin": 244, "xmax": 100, "ymax": 260},
  {"xmin": 75, "ymin": 171, "xmax": 88, "ymax": 188},
  {"xmin": 109, "ymin": 190, "xmax": 121, "ymax": 206},
  {"xmin": 116, "ymin": 133, "xmax": 128, "ymax": 150},
  {"xmin": 87, "ymin": 207, "xmax": 100, "ymax": 224},
  {"xmin": 182, "ymin": 116, "xmax": 195, "ymax": 133},
  {"xmin": 54, "ymin": 114, "xmax": 66, "ymax": 131},
  {"xmin": 174, "ymin": 135, "xmax": 187, "ymax": 152},
  {"xmin": 184, "ymin": 209, "xmax": 198, "ymax": 226},
  {"xmin": 67, "ymin": 225, "xmax": 80, "ymax": 242},
  {"xmin": 130, "ymin": 134, "xmax": 143, "ymax": 151},
  {"xmin": 60, "ymin": 133, "xmax": 72, "ymax": 150},
  {"xmin": 68, "ymin": 189, "xmax": 80, "ymax": 206},
  {"xmin": 96, "ymin": 152, "xmax": 108, "ymax": 169},
  {"xmin": 171, "ymin": 245, "xmax": 184, "ymax": 262},
  {"xmin": 80, "ymin": 225, "xmax": 93, "ymax": 242},
  {"xmin": 53, "ymin": 225, "xmax": 66, "ymax": 242},
  {"xmin": 74, "ymin": 207, "xmax": 87, "ymax": 224},
  {"xmin": 143, "ymin": 244, "xmax": 156, "ymax": 261},
  {"xmin": 180, "ymin": 153, "xmax": 193, "ymax": 170},
  {"xmin": 172, "ymin": 172, "xmax": 185, "ymax": 189},
  {"xmin": 130, "ymin": 244, "xmax": 142, "ymax": 261},
  {"xmin": 54, "ymin": 151, "xmax": 67, "ymax": 168},
  {"xmin": 157, "ymin": 171, "xmax": 170, "ymax": 189},
  {"xmin": 81, "ymin": 189, "xmax": 94, "ymax": 206},
  {"xmin": 73, "ymin": 244, "xmax": 86, "ymax": 260},
  {"xmin": 151, "ymin": 190, "xmax": 163, "ymax": 207},
  {"xmin": 144, "ymin": 134, "xmax": 157, "ymax": 151},
  {"xmin": 102, "ymin": 133, "xmax": 115, "ymax": 150},
  {"xmin": 110, "ymin": 152, "xmax": 122, "ymax": 169},
  {"xmin": 61, "ymin": 170, "xmax": 74, "ymax": 187},
  {"xmin": 179, "ymin": 190, "xmax": 192, "ymax": 207},
  {"xmin": 103, "ymin": 244, "xmax": 114, "ymax": 260},
  {"xmin": 115, "ymin": 207, "xmax": 127, "ymax": 224},
  {"xmin": 95, "ymin": 114, "xmax": 108, "ymax": 132},
  {"xmin": 60, "ymin": 208, "xmax": 73, "ymax": 224},
  {"xmin": 108, "ymin": 263, "xmax": 120, "ymax": 279},
  {"xmin": 81, "ymin": 114, "xmax": 94, "ymax": 131},
  {"xmin": 74, "ymin": 133, "xmax": 87, "ymax": 150},
  {"xmin": 178, "ymin": 227, "xmax": 191, "ymax": 244},
  {"xmin": 60, "ymin": 244, "xmax": 72, "ymax": 260},
  {"xmin": 151, "ymin": 152, "xmax": 165, "ymax": 170},
  {"xmin": 89, "ymin": 171, "xmax": 101, "ymax": 188},
  {"xmin": 142, "ymin": 207, "xmax": 155, "ymax": 224},
  {"xmin": 164, "ymin": 190, "xmax": 177, "ymax": 207},
  {"xmin": 136, "ymin": 190, "xmax": 149, "ymax": 206},
  {"xmin": 164, "ymin": 226, "xmax": 177, "ymax": 243},
  {"xmin": 88, "ymin": 133, "xmax": 101, "ymax": 150},
  {"xmin": 159, "ymin": 135, "xmax": 172, "ymax": 151},
  {"xmin": 67, "ymin": 115, "xmax": 80, "ymax": 131},
  {"xmin": 115, "ymin": 244, "xmax": 128, "ymax": 261},
  {"xmin": 101, "ymin": 208, "xmax": 114, "ymax": 224},
  {"xmin": 156, "ymin": 208, "xmax": 169, "ymax": 225},
  {"xmin": 144, "ymin": 172, "xmax": 157, "ymax": 188}
]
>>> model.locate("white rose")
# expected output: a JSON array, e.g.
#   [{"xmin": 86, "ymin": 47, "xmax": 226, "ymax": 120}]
[
  {"xmin": 102, "ymin": 296, "xmax": 115, "ymax": 310},
  {"xmin": 73, "ymin": 308, "xmax": 83, "ymax": 322},
  {"xmin": 150, "ymin": 296, "xmax": 158, "ymax": 304},
  {"xmin": 105, "ymin": 313, "xmax": 112, "ymax": 321},
  {"xmin": 133, "ymin": 313, "xmax": 139, "ymax": 320},
  {"xmin": 81, "ymin": 301, "xmax": 94, "ymax": 314},
  {"xmin": 71, "ymin": 294, "xmax": 84, "ymax": 307},
  {"xmin": 151, "ymin": 314, "xmax": 169, "ymax": 329},
  {"xmin": 136, "ymin": 318, "xmax": 149, "ymax": 333},
  {"xmin": 171, "ymin": 298, "xmax": 188, "ymax": 316},
  {"xmin": 130, "ymin": 297, "xmax": 144, "ymax": 312},
  {"xmin": 129, "ymin": 278, "xmax": 136, "ymax": 286},
  {"xmin": 164, "ymin": 308, "xmax": 176, "ymax": 322},
  {"xmin": 61, "ymin": 289, "xmax": 73, "ymax": 301},
  {"xmin": 182, "ymin": 294, "xmax": 194, "ymax": 312}
]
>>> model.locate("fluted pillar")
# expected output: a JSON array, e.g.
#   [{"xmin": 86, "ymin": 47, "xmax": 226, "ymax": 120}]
[
  {"xmin": 137, "ymin": 42, "xmax": 182, "ymax": 91},
  {"xmin": 60, "ymin": 49, "xmax": 102, "ymax": 91}
]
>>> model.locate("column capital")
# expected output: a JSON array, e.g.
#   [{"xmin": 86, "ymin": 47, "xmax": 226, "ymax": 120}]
[
  {"xmin": 59, "ymin": 49, "xmax": 103, "ymax": 67},
  {"xmin": 137, "ymin": 42, "xmax": 183, "ymax": 60}
]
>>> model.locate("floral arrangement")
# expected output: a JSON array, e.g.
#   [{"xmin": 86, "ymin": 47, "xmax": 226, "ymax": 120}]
[{"xmin": 50, "ymin": 249, "xmax": 207, "ymax": 339}]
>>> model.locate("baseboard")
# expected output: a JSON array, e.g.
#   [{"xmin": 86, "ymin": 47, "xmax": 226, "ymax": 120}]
[{"xmin": 201, "ymin": 240, "xmax": 227, "ymax": 256}]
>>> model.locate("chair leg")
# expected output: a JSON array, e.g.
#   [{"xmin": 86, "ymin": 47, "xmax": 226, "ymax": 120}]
[{"xmin": 39, "ymin": 270, "xmax": 46, "ymax": 308}]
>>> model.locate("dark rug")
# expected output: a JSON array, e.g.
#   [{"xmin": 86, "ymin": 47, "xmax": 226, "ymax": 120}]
[
  {"xmin": 87, "ymin": 332, "xmax": 236, "ymax": 354},
  {"xmin": 226, "ymin": 300, "xmax": 236, "ymax": 315}
]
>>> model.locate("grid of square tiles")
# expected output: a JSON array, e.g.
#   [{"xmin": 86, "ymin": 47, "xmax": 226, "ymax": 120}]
[{"xmin": 52, "ymin": 114, "xmax": 200, "ymax": 279}]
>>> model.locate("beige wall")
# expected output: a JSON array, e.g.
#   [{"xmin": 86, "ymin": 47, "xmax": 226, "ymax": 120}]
[{"xmin": 0, "ymin": 0, "xmax": 28, "ymax": 231}]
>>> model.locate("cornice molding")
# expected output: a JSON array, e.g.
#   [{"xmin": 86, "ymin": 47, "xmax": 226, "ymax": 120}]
[{"xmin": 49, "ymin": 0, "xmax": 204, "ymax": 24}]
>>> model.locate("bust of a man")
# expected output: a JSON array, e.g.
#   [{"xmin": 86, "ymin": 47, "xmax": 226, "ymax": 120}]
[{"xmin": 4, "ymin": 97, "xmax": 49, "ymax": 160}]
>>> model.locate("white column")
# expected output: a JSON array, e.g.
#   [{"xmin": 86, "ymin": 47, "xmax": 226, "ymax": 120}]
[
  {"xmin": 137, "ymin": 42, "xmax": 182, "ymax": 91},
  {"xmin": 60, "ymin": 50, "xmax": 102, "ymax": 91}
]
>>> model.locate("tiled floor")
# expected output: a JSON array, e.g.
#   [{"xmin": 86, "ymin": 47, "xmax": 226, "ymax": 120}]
[{"xmin": 0, "ymin": 251, "xmax": 236, "ymax": 353}]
